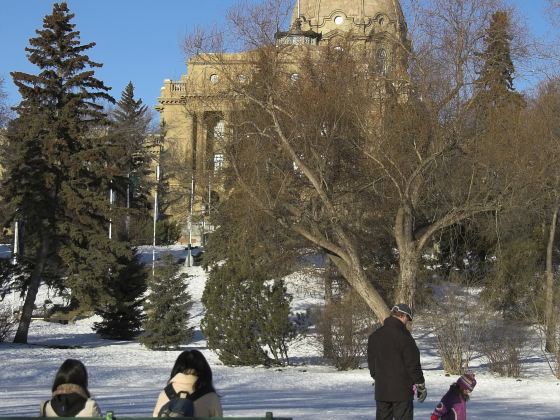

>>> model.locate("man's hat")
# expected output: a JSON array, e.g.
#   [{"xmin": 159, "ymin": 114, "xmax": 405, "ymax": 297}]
[{"xmin": 392, "ymin": 303, "xmax": 413, "ymax": 321}]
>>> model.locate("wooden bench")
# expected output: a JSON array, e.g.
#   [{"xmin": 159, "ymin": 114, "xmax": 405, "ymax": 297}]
[{"xmin": 1, "ymin": 412, "xmax": 293, "ymax": 420}]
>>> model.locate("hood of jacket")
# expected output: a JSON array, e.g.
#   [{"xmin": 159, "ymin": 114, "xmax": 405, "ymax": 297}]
[{"xmin": 50, "ymin": 384, "xmax": 88, "ymax": 417}]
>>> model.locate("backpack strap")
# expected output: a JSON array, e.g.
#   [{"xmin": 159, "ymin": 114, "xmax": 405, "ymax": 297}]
[
  {"xmin": 163, "ymin": 383, "xmax": 178, "ymax": 400},
  {"xmin": 40, "ymin": 400, "xmax": 49, "ymax": 417}
]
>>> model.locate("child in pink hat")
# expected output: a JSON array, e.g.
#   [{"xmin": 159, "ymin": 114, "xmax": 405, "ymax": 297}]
[{"xmin": 430, "ymin": 372, "xmax": 476, "ymax": 420}]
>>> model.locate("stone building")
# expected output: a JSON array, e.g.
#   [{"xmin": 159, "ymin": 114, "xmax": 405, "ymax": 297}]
[{"xmin": 156, "ymin": 0, "xmax": 408, "ymax": 245}]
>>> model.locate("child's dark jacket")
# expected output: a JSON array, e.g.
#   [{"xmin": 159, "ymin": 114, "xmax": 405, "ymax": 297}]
[{"xmin": 430, "ymin": 385, "xmax": 467, "ymax": 420}]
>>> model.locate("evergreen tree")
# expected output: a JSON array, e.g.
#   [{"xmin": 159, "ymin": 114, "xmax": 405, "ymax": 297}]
[
  {"xmin": 0, "ymin": 2, "xmax": 119, "ymax": 343},
  {"xmin": 202, "ymin": 250, "xmax": 295, "ymax": 366},
  {"xmin": 259, "ymin": 278, "xmax": 295, "ymax": 364},
  {"xmin": 475, "ymin": 11, "xmax": 524, "ymax": 110},
  {"xmin": 93, "ymin": 254, "xmax": 147, "ymax": 339},
  {"xmin": 201, "ymin": 168, "xmax": 297, "ymax": 366},
  {"xmin": 109, "ymin": 82, "xmax": 152, "ymax": 242},
  {"xmin": 202, "ymin": 257, "xmax": 271, "ymax": 366},
  {"xmin": 140, "ymin": 255, "xmax": 194, "ymax": 350}
]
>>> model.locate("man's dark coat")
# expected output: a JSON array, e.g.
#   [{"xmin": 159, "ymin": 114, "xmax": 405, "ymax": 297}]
[{"xmin": 367, "ymin": 316, "xmax": 425, "ymax": 402}]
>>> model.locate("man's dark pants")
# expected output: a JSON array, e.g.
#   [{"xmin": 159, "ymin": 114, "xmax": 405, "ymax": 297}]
[{"xmin": 375, "ymin": 400, "xmax": 413, "ymax": 420}]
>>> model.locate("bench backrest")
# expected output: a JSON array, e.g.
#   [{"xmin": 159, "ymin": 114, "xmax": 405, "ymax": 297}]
[{"xmin": 0, "ymin": 412, "xmax": 293, "ymax": 420}]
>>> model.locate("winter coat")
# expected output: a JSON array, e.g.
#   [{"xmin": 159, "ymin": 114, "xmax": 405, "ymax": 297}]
[
  {"xmin": 152, "ymin": 373, "xmax": 223, "ymax": 418},
  {"xmin": 40, "ymin": 384, "xmax": 101, "ymax": 417},
  {"xmin": 431, "ymin": 385, "xmax": 467, "ymax": 420},
  {"xmin": 367, "ymin": 316, "xmax": 425, "ymax": 402}
]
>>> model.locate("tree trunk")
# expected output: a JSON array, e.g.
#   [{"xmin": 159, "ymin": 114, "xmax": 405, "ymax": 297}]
[
  {"xmin": 394, "ymin": 206, "xmax": 420, "ymax": 309},
  {"xmin": 396, "ymin": 244, "xmax": 421, "ymax": 309},
  {"xmin": 13, "ymin": 234, "xmax": 50, "ymax": 344},
  {"xmin": 329, "ymin": 254, "xmax": 390, "ymax": 323},
  {"xmin": 323, "ymin": 261, "xmax": 334, "ymax": 359},
  {"xmin": 545, "ymin": 206, "xmax": 558, "ymax": 353}
]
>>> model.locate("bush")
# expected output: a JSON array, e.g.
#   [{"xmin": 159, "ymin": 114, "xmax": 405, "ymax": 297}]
[
  {"xmin": 0, "ymin": 308, "xmax": 17, "ymax": 342},
  {"xmin": 482, "ymin": 238, "xmax": 542, "ymax": 319},
  {"xmin": 480, "ymin": 320, "xmax": 527, "ymax": 377},
  {"xmin": 202, "ymin": 257, "xmax": 295, "ymax": 366},
  {"xmin": 156, "ymin": 219, "xmax": 181, "ymax": 245},
  {"xmin": 426, "ymin": 283, "xmax": 484, "ymax": 374},
  {"xmin": 315, "ymin": 290, "xmax": 375, "ymax": 370}
]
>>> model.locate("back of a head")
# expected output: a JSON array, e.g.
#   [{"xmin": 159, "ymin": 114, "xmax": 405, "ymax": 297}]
[
  {"xmin": 170, "ymin": 350, "xmax": 214, "ymax": 392},
  {"xmin": 52, "ymin": 359, "xmax": 90, "ymax": 396},
  {"xmin": 391, "ymin": 303, "xmax": 413, "ymax": 321}
]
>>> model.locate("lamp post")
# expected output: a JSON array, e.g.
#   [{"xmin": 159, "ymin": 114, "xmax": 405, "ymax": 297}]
[
  {"xmin": 12, "ymin": 220, "xmax": 19, "ymax": 264},
  {"xmin": 11, "ymin": 220, "xmax": 20, "ymax": 315},
  {"xmin": 152, "ymin": 163, "xmax": 160, "ymax": 276},
  {"xmin": 108, "ymin": 185, "xmax": 114, "ymax": 239},
  {"xmin": 186, "ymin": 171, "xmax": 194, "ymax": 267}
]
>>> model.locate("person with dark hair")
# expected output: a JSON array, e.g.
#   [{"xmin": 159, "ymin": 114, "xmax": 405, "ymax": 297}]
[
  {"xmin": 431, "ymin": 373, "xmax": 476, "ymax": 420},
  {"xmin": 367, "ymin": 303, "xmax": 426, "ymax": 420},
  {"xmin": 40, "ymin": 359, "xmax": 101, "ymax": 417},
  {"xmin": 152, "ymin": 349, "xmax": 222, "ymax": 417}
]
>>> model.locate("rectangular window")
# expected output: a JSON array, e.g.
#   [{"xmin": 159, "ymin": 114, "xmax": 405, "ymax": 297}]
[{"xmin": 214, "ymin": 153, "xmax": 224, "ymax": 172}]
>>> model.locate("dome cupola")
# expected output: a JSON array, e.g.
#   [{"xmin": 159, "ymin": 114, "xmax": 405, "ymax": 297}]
[{"xmin": 291, "ymin": 0, "xmax": 407, "ymax": 42}]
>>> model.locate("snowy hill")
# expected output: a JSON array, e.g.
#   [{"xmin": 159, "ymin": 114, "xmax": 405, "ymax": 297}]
[{"xmin": 1, "ymin": 254, "xmax": 559, "ymax": 419}]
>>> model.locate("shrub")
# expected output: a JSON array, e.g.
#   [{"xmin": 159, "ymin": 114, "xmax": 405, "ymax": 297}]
[
  {"xmin": 0, "ymin": 308, "xmax": 17, "ymax": 342},
  {"xmin": 426, "ymin": 283, "xmax": 484, "ymax": 374},
  {"xmin": 156, "ymin": 219, "xmax": 181, "ymax": 245},
  {"xmin": 315, "ymin": 290, "xmax": 375, "ymax": 370},
  {"xmin": 202, "ymin": 257, "xmax": 295, "ymax": 366},
  {"xmin": 480, "ymin": 320, "xmax": 527, "ymax": 377}
]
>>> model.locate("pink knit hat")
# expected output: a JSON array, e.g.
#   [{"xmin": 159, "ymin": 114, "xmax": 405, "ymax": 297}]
[{"xmin": 457, "ymin": 372, "xmax": 477, "ymax": 392}]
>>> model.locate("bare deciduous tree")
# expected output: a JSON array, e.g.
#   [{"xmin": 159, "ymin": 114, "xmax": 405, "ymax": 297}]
[
  {"xmin": 0, "ymin": 76, "xmax": 10, "ymax": 128},
  {"xmin": 180, "ymin": 0, "xmax": 532, "ymax": 322},
  {"xmin": 527, "ymin": 80, "xmax": 560, "ymax": 353}
]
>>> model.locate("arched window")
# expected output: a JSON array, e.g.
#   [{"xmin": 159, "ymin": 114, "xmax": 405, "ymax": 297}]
[{"xmin": 376, "ymin": 48, "xmax": 388, "ymax": 76}]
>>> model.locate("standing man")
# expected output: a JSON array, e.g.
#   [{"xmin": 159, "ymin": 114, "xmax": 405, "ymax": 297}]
[{"xmin": 368, "ymin": 303, "xmax": 427, "ymax": 420}]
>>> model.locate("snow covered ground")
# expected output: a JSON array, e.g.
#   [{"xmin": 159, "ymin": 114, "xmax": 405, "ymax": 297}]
[{"xmin": 1, "ymin": 246, "xmax": 559, "ymax": 419}]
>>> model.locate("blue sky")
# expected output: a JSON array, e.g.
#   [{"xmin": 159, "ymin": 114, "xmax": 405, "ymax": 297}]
[{"xmin": 0, "ymin": 0, "xmax": 554, "ymax": 113}]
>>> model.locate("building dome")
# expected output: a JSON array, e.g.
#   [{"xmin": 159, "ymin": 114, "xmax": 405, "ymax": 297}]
[{"xmin": 292, "ymin": 0, "xmax": 406, "ymax": 41}]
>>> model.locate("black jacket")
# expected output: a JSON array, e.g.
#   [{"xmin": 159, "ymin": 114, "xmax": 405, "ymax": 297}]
[{"xmin": 367, "ymin": 316, "xmax": 425, "ymax": 402}]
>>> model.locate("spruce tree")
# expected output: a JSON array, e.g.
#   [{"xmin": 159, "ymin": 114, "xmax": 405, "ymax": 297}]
[
  {"xmin": 140, "ymin": 255, "xmax": 194, "ymax": 350},
  {"xmin": 93, "ymin": 253, "xmax": 147, "ymax": 339},
  {"xmin": 475, "ymin": 11, "xmax": 524, "ymax": 110},
  {"xmin": 0, "ymin": 2, "xmax": 126, "ymax": 343},
  {"xmin": 109, "ymin": 82, "xmax": 152, "ymax": 242}
]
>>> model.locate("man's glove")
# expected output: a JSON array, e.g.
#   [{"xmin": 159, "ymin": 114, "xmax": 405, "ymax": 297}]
[{"xmin": 416, "ymin": 383, "xmax": 427, "ymax": 403}]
